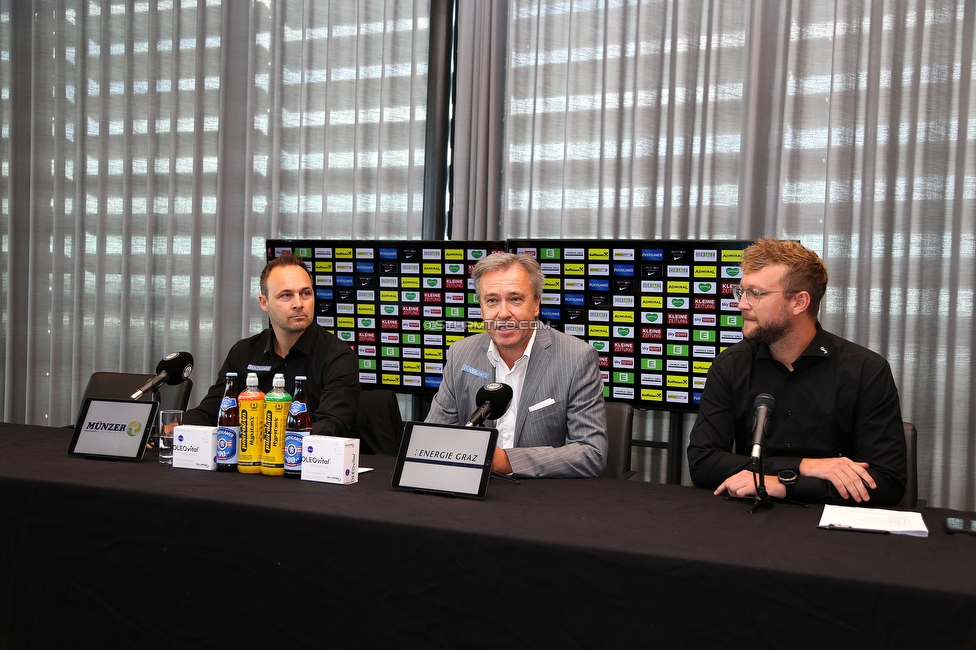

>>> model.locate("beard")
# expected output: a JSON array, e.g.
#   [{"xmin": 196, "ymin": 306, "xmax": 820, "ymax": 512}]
[{"xmin": 745, "ymin": 317, "xmax": 791, "ymax": 345}]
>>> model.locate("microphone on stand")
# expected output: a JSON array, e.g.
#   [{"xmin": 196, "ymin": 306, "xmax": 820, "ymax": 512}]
[
  {"xmin": 749, "ymin": 393, "xmax": 775, "ymax": 472},
  {"xmin": 465, "ymin": 383, "xmax": 514, "ymax": 427},
  {"xmin": 131, "ymin": 351, "xmax": 194, "ymax": 400}
]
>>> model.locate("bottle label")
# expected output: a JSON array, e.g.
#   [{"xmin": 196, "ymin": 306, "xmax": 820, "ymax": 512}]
[
  {"xmin": 216, "ymin": 426, "xmax": 239, "ymax": 464},
  {"xmin": 220, "ymin": 396, "xmax": 238, "ymax": 412},
  {"xmin": 288, "ymin": 401, "xmax": 308, "ymax": 416},
  {"xmin": 284, "ymin": 429, "xmax": 308, "ymax": 472}
]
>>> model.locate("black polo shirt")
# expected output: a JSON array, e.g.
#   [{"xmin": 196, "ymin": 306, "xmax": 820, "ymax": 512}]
[
  {"xmin": 183, "ymin": 322, "xmax": 360, "ymax": 438},
  {"xmin": 687, "ymin": 325, "xmax": 907, "ymax": 505}
]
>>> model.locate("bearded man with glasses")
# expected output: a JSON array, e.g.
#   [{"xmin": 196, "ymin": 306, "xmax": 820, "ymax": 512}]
[{"xmin": 687, "ymin": 238, "xmax": 907, "ymax": 506}]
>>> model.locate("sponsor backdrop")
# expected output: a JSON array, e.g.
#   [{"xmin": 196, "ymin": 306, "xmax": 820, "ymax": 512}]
[{"xmin": 267, "ymin": 239, "xmax": 752, "ymax": 413}]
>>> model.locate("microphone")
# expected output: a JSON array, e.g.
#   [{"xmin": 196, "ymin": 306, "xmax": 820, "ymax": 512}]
[
  {"xmin": 749, "ymin": 393, "xmax": 775, "ymax": 471},
  {"xmin": 465, "ymin": 382, "xmax": 514, "ymax": 427},
  {"xmin": 131, "ymin": 351, "xmax": 194, "ymax": 400}
]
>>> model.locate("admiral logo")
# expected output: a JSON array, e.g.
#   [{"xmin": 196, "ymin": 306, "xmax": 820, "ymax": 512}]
[
  {"xmin": 336, "ymin": 276, "xmax": 354, "ymax": 287},
  {"xmin": 564, "ymin": 263, "xmax": 585, "ymax": 275},
  {"xmin": 379, "ymin": 248, "xmax": 398, "ymax": 260},
  {"xmin": 720, "ymin": 331, "xmax": 744, "ymax": 344},
  {"xmin": 445, "ymin": 278, "xmax": 465, "ymax": 289},
  {"xmin": 614, "ymin": 342, "xmax": 635, "ymax": 353},
  {"xmin": 667, "ymin": 313, "xmax": 690, "ymax": 325},
  {"xmin": 381, "ymin": 333, "xmax": 400, "ymax": 343},
  {"xmin": 695, "ymin": 298, "xmax": 717, "ymax": 311},
  {"xmin": 598, "ymin": 356, "xmax": 610, "ymax": 369},
  {"xmin": 402, "ymin": 319, "xmax": 421, "ymax": 331},
  {"xmin": 613, "ymin": 296, "xmax": 635, "ymax": 308},
  {"xmin": 423, "ymin": 263, "xmax": 442, "ymax": 276},
  {"xmin": 564, "ymin": 279, "xmax": 585, "ymax": 290},
  {"xmin": 694, "ymin": 249, "xmax": 718, "ymax": 262},
  {"xmin": 565, "ymin": 294, "xmax": 586, "ymax": 306},
  {"xmin": 336, "ymin": 262, "xmax": 354, "ymax": 273},
  {"xmin": 668, "ymin": 329, "xmax": 690, "ymax": 341},
  {"xmin": 613, "ymin": 249, "xmax": 636, "ymax": 261},
  {"xmin": 613, "ymin": 357, "xmax": 635, "ymax": 369},
  {"xmin": 666, "ymin": 391, "xmax": 689, "ymax": 404},
  {"xmin": 564, "ymin": 324, "xmax": 585, "ymax": 336},
  {"xmin": 612, "ymin": 387, "xmax": 635, "ymax": 400},
  {"xmin": 402, "ymin": 305, "xmax": 421, "ymax": 317},
  {"xmin": 358, "ymin": 345, "xmax": 377, "ymax": 356},
  {"xmin": 401, "ymin": 262, "xmax": 420, "ymax": 274},
  {"xmin": 721, "ymin": 249, "xmax": 744, "ymax": 263},
  {"xmin": 588, "ymin": 248, "xmax": 610, "ymax": 261},
  {"xmin": 694, "ymin": 282, "xmax": 716, "ymax": 294},
  {"xmin": 336, "ymin": 304, "xmax": 355, "ymax": 314},
  {"xmin": 381, "ymin": 360, "xmax": 400, "ymax": 372},
  {"xmin": 423, "ymin": 292, "xmax": 442, "ymax": 303},
  {"xmin": 424, "ymin": 377, "xmax": 442, "ymax": 389},
  {"xmin": 356, "ymin": 262, "xmax": 375, "ymax": 274},
  {"xmin": 589, "ymin": 325, "xmax": 610, "ymax": 338},
  {"xmin": 316, "ymin": 289, "xmax": 333, "ymax": 301},
  {"xmin": 589, "ymin": 294, "xmax": 609, "ymax": 307},
  {"xmin": 337, "ymin": 317, "xmax": 355, "ymax": 329},
  {"xmin": 314, "ymin": 248, "xmax": 333, "ymax": 259},
  {"xmin": 670, "ymin": 249, "xmax": 688, "ymax": 262},
  {"xmin": 358, "ymin": 304, "xmax": 376, "ymax": 316},
  {"xmin": 541, "ymin": 293, "xmax": 561, "ymax": 305},
  {"xmin": 403, "ymin": 347, "xmax": 422, "ymax": 359},
  {"xmin": 612, "ymin": 264, "xmax": 635, "ymax": 277},
  {"xmin": 667, "ymin": 281, "xmax": 690, "ymax": 293},
  {"xmin": 694, "ymin": 266, "xmax": 717, "ymax": 279},
  {"xmin": 424, "ymin": 363, "xmax": 444, "ymax": 374},
  {"xmin": 642, "ymin": 327, "xmax": 663, "ymax": 340},
  {"xmin": 642, "ymin": 249, "xmax": 665, "ymax": 261},
  {"xmin": 541, "ymin": 263, "xmax": 562, "ymax": 275},
  {"xmin": 588, "ymin": 264, "xmax": 610, "ymax": 276},
  {"xmin": 667, "ymin": 360, "xmax": 689, "ymax": 373},
  {"xmin": 541, "ymin": 308, "xmax": 562, "ymax": 321},
  {"xmin": 641, "ymin": 281, "xmax": 664, "ymax": 293},
  {"xmin": 667, "ymin": 265, "xmax": 690, "ymax": 277},
  {"xmin": 423, "ymin": 307, "xmax": 443, "ymax": 318},
  {"xmin": 641, "ymin": 374, "xmax": 663, "ymax": 387},
  {"xmin": 356, "ymin": 290, "xmax": 375, "ymax": 301},
  {"xmin": 612, "ymin": 311, "xmax": 635, "ymax": 324},
  {"xmin": 588, "ymin": 279, "xmax": 610, "ymax": 292},
  {"xmin": 693, "ymin": 345, "xmax": 716, "ymax": 358},
  {"xmin": 722, "ymin": 266, "xmax": 743, "ymax": 279},
  {"xmin": 359, "ymin": 372, "xmax": 377, "ymax": 384},
  {"xmin": 589, "ymin": 309, "xmax": 610, "ymax": 322},
  {"xmin": 424, "ymin": 334, "xmax": 443, "ymax": 346},
  {"xmin": 445, "ymin": 292, "xmax": 465, "ymax": 303},
  {"xmin": 565, "ymin": 248, "xmax": 585, "ymax": 260}
]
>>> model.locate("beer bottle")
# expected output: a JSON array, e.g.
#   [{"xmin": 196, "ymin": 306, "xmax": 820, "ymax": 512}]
[
  {"xmin": 215, "ymin": 372, "xmax": 239, "ymax": 472},
  {"xmin": 261, "ymin": 373, "xmax": 290, "ymax": 476},
  {"xmin": 284, "ymin": 375, "xmax": 312, "ymax": 479},
  {"xmin": 237, "ymin": 372, "xmax": 265, "ymax": 475}
]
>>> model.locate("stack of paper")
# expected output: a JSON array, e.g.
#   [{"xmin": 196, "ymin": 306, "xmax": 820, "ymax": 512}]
[{"xmin": 818, "ymin": 504, "xmax": 929, "ymax": 537}]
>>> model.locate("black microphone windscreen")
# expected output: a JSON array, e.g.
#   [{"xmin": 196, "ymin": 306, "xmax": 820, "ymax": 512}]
[
  {"xmin": 156, "ymin": 351, "xmax": 194, "ymax": 385},
  {"xmin": 754, "ymin": 393, "xmax": 775, "ymax": 411},
  {"xmin": 475, "ymin": 382, "xmax": 514, "ymax": 420}
]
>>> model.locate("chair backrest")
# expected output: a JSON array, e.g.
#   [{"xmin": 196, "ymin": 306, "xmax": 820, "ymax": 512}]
[
  {"xmin": 78, "ymin": 372, "xmax": 194, "ymax": 423},
  {"xmin": 602, "ymin": 400, "xmax": 635, "ymax": 479},
  {"xmin": 355, "ymin": 390, "xmax": 404, "ymax": 456},
  {"xmin": 898, "ymin": 422, "xmax": 918, "ymax": 509}
]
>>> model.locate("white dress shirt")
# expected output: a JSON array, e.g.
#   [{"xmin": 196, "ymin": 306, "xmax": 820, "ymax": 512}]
[{"xmin": 486, "ymin": 328, "xmax": 537, "ymax": 449}]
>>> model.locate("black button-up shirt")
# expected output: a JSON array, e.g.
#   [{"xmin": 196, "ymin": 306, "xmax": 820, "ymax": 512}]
[
  {"xmin": 183, "ymin": 322, "xmax": 360, "ymax": 438},
  {"xmin": 687, "ymin": 325, "xmax": 906, "ymax": 505}
]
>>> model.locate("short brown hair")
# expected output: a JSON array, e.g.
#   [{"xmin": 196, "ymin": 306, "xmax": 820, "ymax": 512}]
[
  {"xmin": 472, "ymin": 252, "xmax": 545, "ymax": 301},
  {"xmin": 742, "ymin": 238, "xmax": 828, "ymax": 314},
  {"xmin": 260, "ymin": 253, "xmax": 312, "ymax": 297}
]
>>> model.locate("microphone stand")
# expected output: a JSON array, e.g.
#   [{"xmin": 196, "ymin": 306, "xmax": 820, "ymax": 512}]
[{"xmin": 749, "ymin": 450, "xmax": 773, "ymax": 514}]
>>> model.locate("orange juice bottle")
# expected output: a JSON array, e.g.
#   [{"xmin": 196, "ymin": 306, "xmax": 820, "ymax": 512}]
[{"xmin": 237, "ymin": 372, "xmax": 265, "ymax": 474}]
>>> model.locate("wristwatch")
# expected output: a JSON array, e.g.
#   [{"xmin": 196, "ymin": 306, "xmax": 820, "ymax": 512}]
[{"xmin": 778, "ymin": 469, "xmax": 798, "ymax": 499}]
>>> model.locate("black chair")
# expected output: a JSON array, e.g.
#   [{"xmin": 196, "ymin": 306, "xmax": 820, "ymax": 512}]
[
  {"xmin": 602, "ymin": 400, "xmax": 636, "ymax": 479},
  {"xmin": 74, "ymin": 372, "xmax": 194, "ymax": 425},
  {"xmin": 898, "ymin": 422, "xmax": 918, "ymax": 509},
  {"xmin": 355, "ymin": 390, "xmax": 404, "ymax": 456}
]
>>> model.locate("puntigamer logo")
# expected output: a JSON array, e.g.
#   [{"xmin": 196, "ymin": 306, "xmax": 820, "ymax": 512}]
[{"xmin": 85, "ymin": 420, "xmax": 142, "ymax": 437}]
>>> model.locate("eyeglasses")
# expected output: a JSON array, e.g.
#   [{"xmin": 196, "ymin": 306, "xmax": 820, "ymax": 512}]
[{"xmin": 731, "ymin": 285, "xmax": 797, "ymax": 305}]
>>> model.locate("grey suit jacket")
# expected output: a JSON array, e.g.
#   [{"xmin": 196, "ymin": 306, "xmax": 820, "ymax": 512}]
[{"xmin": 425, "ymin": 325, "xmax": 608, "ymax": 478}]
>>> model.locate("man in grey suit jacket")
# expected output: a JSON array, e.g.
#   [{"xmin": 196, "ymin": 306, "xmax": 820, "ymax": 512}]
[{"xmin": 425, "ymin": 253, "xmax": 608, "ymax": 478}]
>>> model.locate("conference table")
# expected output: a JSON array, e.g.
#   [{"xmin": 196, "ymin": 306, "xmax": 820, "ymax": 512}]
[{"xmin": 1, "ymin": 423, "xmax": 975, "ymax": 649}]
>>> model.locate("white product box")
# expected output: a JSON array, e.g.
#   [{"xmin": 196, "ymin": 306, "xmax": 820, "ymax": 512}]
[
  {"xmin": 172, "ymin": 425, "xmax": 218, "ymax": 471},
  {"xmin": 301, "ymin": 435, "xmax": 359, "ymax": 484}
]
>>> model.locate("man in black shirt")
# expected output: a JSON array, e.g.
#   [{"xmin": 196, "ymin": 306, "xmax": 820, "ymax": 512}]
[
  {"xmin": 183, "ymin": 254, "xmax": 360, "ymax": 438},
  {"xmin": 687, "ymin": 238, "xmax": 906, "ymax": 506}
]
